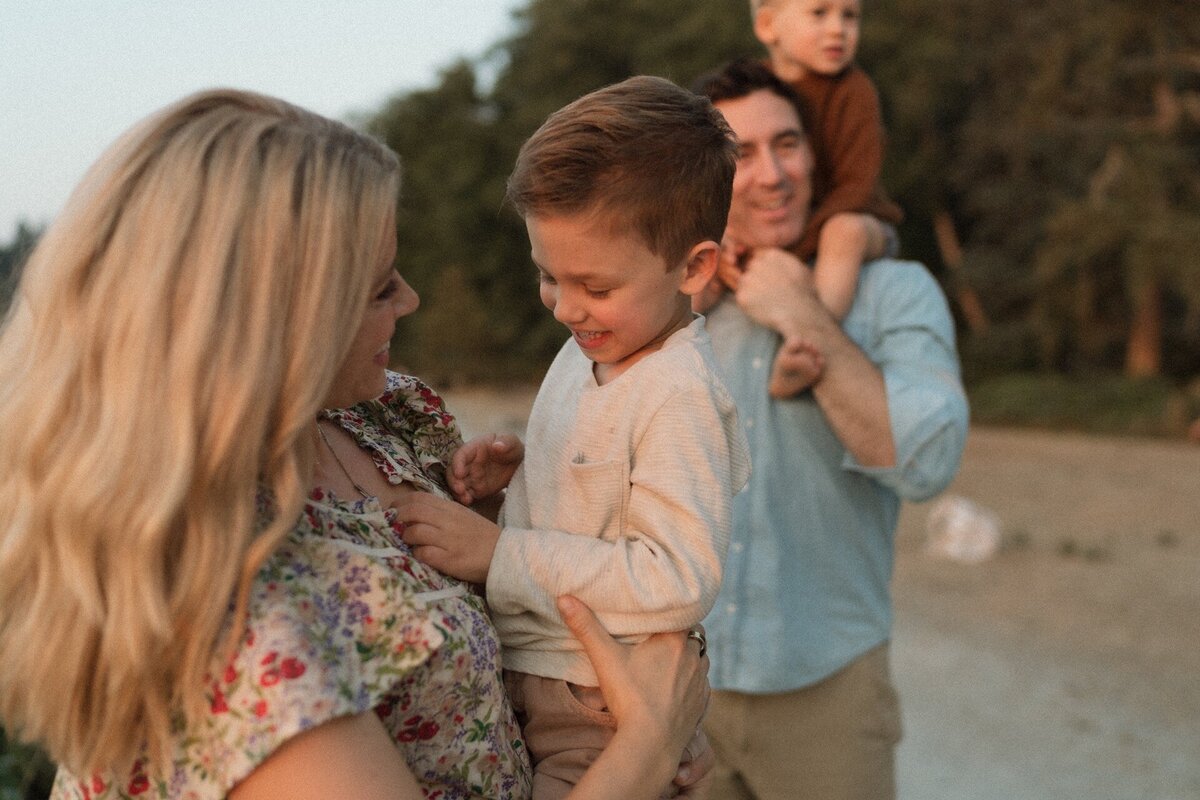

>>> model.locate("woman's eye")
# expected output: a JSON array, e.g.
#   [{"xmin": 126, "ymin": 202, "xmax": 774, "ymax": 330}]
[
  {"xmin": 375, "ymin": 279, "xmax": 399, "ymax": 301},
  {"xmin": 586, "ymin": 288, "xmax": 611, "ymax": 299}
]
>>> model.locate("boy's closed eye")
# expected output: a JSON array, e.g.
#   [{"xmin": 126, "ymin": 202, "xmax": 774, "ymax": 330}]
[{"xmin": 536, "ymin": 268, "xmax": 613, "ymax": 299}]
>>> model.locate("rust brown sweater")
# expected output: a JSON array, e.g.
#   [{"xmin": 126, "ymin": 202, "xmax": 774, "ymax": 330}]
[{"xmin": 790, "ymin": 65, "xmax": 903, "ymax": 261}]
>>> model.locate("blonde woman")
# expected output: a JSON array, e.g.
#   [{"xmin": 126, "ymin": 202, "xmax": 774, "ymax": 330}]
[{"xmin": 0, "ymin": 90, "xmax": 711, "ymax": 800}]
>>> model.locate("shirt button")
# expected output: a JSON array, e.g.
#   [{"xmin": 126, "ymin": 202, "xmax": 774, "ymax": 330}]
[
  {"xmin": 751, "ymin": 357, "xmax": 764, "ymax": 370},
  {"xmin": 731, "ymin": 541, "xmax": 744, "ymax": 553},
  {"xmin": 745, "ymin": 418, "xmax": 754, "ymax": 429},
  {"xmin": 726, "ymin": 603, "xmax": 737, "ymax": 615}
]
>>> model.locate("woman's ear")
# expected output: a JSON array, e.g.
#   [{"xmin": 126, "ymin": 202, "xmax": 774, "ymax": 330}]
[{"xmin": 679, "ymin": 241, "xmax": 721, "ymax": 297}]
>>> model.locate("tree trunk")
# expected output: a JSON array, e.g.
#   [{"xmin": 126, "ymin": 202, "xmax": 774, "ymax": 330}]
[
  {"xmin": 932, "ymin": 209, "xmax": 990, "ymax": 333},
  {"xmin": 1125, "ymin": 276, "xmax": 1162, "ymax": 378}
]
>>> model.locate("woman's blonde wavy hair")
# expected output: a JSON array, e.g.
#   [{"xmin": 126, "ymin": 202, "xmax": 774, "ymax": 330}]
[{"xmin": 0, "ymin": 88, "xmax": 399, "ymax": 776}]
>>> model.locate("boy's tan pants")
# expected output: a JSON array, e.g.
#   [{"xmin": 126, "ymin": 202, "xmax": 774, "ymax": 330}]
[{"xmin": 506, "ymin": 670, "xmax": 697, "ymax": 799}]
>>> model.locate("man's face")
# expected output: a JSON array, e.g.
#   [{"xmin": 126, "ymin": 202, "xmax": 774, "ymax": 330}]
[{"xmin": 715, "ymin": 89, "xmax": 813, "ymax": 250}]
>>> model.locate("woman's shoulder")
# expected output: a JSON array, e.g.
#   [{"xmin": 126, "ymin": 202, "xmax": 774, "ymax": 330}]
[
  {"xmin": 375, "ymin": 371, "xmax": 456, "ymax": 426},
  {"xmin": 327, "ymin": 371, "xmax": 464, "ymax": 495},
  {"xmin": 52, "ymin": 531, "xmax": 445, "ymax": 800}
]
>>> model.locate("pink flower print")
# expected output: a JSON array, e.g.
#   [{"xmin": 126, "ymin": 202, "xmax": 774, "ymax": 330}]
[
  {"xmin": 260, "ymin": 668, "xmax": 281, "ymax": 687},
  {"xmin": 254, "ymin": 700, "xmax": 268, "ymax": 718}
]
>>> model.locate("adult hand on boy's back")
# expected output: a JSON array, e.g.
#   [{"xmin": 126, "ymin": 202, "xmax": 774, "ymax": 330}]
[
  {"xmin": 396, "ymin": 493, "xmax": 500, "ymax": 584},
  {"xmin": 448, "ymin": 433, "xmax": 524, "ymax": 506}
]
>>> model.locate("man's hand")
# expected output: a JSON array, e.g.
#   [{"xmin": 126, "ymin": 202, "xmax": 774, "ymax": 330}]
[
  {"xmin": 395, "ymin": 493, "xmax": 500, "ymax": 584},
  {"xmin": 447, "ymin": 434, "xmax": 524, "ymax": 506},
  {"xmin": 734, "ymin": 247, "xmax": 826, "ymax": 338}
]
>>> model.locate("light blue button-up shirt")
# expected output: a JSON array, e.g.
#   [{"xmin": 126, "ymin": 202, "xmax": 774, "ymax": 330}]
[{"xmin": 703, "ymin": 258, "xmax": 969, "ymax": 693}]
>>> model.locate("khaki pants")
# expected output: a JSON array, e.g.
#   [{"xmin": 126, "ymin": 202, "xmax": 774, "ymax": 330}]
[
  {"xmin": 704, "ymin": 643, "xmax": 902, "ymax": 800},
  {"xmin": 507, "ymin": 670, "xmax": 695, "ymax": 799}
]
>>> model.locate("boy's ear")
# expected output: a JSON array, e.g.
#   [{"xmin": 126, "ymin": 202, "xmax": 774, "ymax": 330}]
[
  {"xmin": 679, "ymin": 241, "xmax": 721, "ymax": 297},
  {"xmin": 753, "ymin": 6, "xmax": 780, "ymax": 46}
]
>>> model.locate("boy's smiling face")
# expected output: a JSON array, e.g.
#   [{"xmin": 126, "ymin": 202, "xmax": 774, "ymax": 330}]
[{"xmin": 527, "ymin": 212, "xmax": 716, "ymax": 384}]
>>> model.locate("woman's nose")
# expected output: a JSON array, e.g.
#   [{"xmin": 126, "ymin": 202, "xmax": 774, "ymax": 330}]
[{"xmin": 394, "ymin": 275, "xmax": 419, "ymax": 318}]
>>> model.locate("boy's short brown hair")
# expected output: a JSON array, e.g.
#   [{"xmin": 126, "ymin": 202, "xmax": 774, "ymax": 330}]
[{"xmin": 506, "ymin": 75, "xmax": 736, "ymax": 268}]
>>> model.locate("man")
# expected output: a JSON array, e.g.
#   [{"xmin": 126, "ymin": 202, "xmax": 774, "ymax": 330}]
[{"xmin": 692, "ymin": 58, "xmax": 969, "ymax": 799}]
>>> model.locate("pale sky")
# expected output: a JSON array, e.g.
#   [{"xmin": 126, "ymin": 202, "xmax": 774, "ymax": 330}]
[{"xmin": 0, "ymin": 1, "xmax": 527, "ymax": 237}]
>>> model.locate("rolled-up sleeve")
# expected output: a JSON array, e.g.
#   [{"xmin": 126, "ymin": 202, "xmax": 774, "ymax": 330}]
[{"xmin": 843, "ymin": 262, "xmax": 969, "ymax": 501}]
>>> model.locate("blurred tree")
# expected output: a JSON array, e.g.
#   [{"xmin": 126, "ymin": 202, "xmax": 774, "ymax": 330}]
[
  {"xmin": 0, "ymin": 223, "xmax": 40, "ymax": 313},
  {"xmin": 865, "ymin": 0, "xmax": 1200, "ymax": 379},
  {"xmin": 368, "ymin": 0, "xmax": 758, "ymax": 382},
  {"xmin": 368, "ymin": 0, "xmax": 1200, "ymax": 384},
  {"xmin": 856, "ymin": 0, "xmax": 1005, "ymax": 345},
  {"xmin": 1025, "ymin": 0, "xmax": 1200, "ymax": 378},
  {"xmin": 0, "ymin": 725, "xmax": 55, "ymax": 800}
]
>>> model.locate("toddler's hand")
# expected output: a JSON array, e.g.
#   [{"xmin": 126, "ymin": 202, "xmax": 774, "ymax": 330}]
[
  {"xmin": 448, "ymin": 434, "xmax": 525, "ymax": 505},
  {"xmin": 396, "ymin": 493, "xmax": 500, "ymax": 584}
]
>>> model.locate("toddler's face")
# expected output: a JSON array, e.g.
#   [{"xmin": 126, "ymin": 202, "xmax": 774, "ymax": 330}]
[
  {"xmin": 527, "ymin": 213, "xmax": 707, "ymax": 384},
  {"xmin": 756, "ymin": 0, "xmax": 861, "ymax": 78}
]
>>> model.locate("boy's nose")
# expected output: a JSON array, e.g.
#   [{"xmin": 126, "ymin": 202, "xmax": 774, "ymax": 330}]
[{"xmin": 553, "ymin": 291, "xmax": 585, "ymax": 325}]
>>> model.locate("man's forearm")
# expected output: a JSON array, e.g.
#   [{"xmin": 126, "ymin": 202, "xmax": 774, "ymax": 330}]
[
  {"xmin": 777, "ymin": 302, "xmax": 896, "ymax": 468},
  {"xmin": 735, "ymin": 248, "xmax": 896, "ymax": 467}
]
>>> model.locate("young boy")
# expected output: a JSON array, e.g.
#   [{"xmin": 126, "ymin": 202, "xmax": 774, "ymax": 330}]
[
  {"xmin": 748, "ymin": 0, "xmax": 905, "ymax": 393},
  {"xmin": 399, "ymin": 76, "xmax": 751, "ymax": 799}
]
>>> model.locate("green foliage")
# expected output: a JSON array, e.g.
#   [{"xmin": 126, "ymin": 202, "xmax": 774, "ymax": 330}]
[
  {"xmin": 0, "ymin": 222, "xmax": 40, "ymax": 313},
  {"xmin": 968, "ymin": 372, "xmax": 1199, "ymax": 437},
  {"xmin": 367, "ymin": 0, "xmax": 758, "ymax": 383},
  {"xmin": 862, "ymin": 0, "xmax": 1200, "ymax": 379},
  {"xmin": 0, "ymin": 728, "xmax": 54, "ymax": 800},
  {"xmin": 364, "ymin": 0, "xmax": 1199, "ymax": 388}
]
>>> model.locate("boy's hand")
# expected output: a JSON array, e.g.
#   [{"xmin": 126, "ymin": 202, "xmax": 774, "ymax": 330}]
[
  {"xmin": 395, "ymin": 492, "xmax": 500, "ymax": 584},
  {"xmin": 448, "ymin": 434, "xmax": 525, "ymax": 505}
]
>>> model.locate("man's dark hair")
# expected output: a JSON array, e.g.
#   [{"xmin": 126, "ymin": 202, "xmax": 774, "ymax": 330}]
[{"xmin": 691, "ymin": 57, "xmax": 808, "ymax": 127}]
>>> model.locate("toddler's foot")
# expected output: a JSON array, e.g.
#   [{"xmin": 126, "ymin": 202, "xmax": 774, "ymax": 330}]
[{"xmin": 768, "ymin": 336, "xmax": 824, "ymax": 398}]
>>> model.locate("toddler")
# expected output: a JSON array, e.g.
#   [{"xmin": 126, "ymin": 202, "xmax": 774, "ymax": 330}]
[{"xmin": 749, "ymin": 0, "xmax": 905, "ymax": 394}]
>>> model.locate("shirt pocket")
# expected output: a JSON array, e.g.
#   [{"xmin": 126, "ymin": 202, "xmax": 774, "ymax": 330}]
[{"xmin": 562, "ymin": 458, "xmax": 629, "ymax": 542}]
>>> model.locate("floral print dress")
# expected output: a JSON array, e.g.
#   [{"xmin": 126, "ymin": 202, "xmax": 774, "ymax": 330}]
[{"xmin": 51, "ymin": 373, "xmax": 531, "ymax": 800}]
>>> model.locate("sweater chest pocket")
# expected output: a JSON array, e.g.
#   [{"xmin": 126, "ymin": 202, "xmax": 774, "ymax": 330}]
[{"xmin": 563, "ymin": 458, "xmax": 629, "ymax": 541}]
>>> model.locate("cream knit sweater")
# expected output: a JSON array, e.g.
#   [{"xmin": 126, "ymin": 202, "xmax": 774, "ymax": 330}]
[{"xmin": 486, "ymin": 317, "xmax": 751, "ymax": 686}]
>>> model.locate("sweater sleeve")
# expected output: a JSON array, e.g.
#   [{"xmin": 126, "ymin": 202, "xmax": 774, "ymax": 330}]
[{"xmin": 486, "ymin": 379, "xmax": 748, "ymax": 638}]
